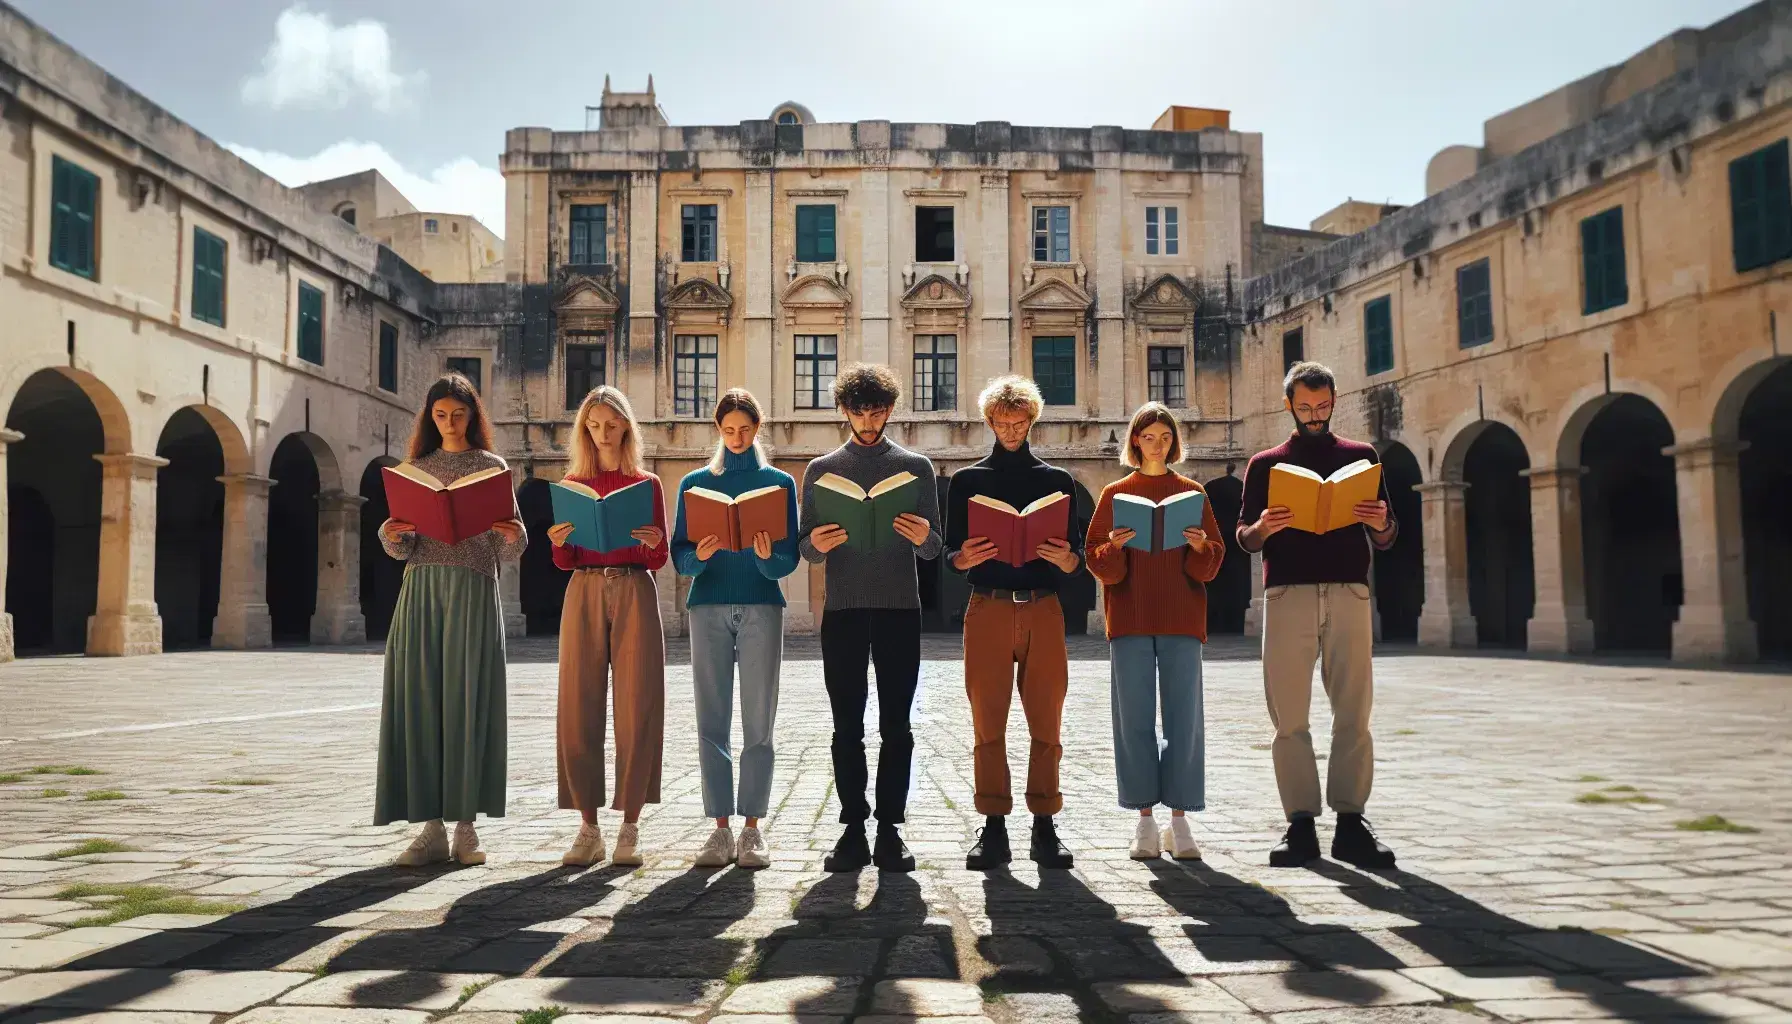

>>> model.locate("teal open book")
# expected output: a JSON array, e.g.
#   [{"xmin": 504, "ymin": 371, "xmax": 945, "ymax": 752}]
[
  {"xmin": 1113, "ymin": 489, "xmax": 1206, "ymax": 554},
  {"xmin": 550, "ymin": 477, "xmax": 656, "ymax": 553},
  {"xmin": 811, "ymin": 471, "xmax": 920, "ymax": 553}
]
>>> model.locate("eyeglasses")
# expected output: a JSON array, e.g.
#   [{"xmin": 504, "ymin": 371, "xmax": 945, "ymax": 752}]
[
  {"xmin": 1294, "ymin": 402, "xmax": 1333, "ymax": 418},
  {"xmin": 990, "ymin": 418, "xmax": 1032, "ymax": 434}
]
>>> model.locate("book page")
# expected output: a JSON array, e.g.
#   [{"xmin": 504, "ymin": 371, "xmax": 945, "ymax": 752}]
[
  {"xmin": 868, "ymin": 471, "xmax": 917, "ymax": 499},
  {"xmin": 1021, "ymin": 491, "xmax": 1067, "ymax": 517},
  {"xmin": 387, "ymin": 461, "xmax": 445, "ymax": 490},
  {"xmin": 446, "ymin": 465, "xmax": 507, "ymax": 490},
  {"xmin": 557, "ymin": 478, "xmax": 600, "ymax": 499},
  {"xmin": 1160, "ymin": 489, "xmax": 1202, "ymax": 508},
  {"xmin": 969, "ymin": 493, "xmax": 1021, "ymax": 517},
  {"xmin": 686, "ymin": 486, "xmax": 734, "ymax": 505},
  {"xmin": 1326, "ymin": 459, "xmax": 1376, "ymax": 484},
  {"xmin": 814, "ymin": 473, "xmax": 868, "ymax": 501},
  {"xmin": 606, "ymin": 476, "xmax": 652, "ymax": 500},
  {"xmin": 734, "ymin": 484, "xmax": 785, "ymax": 502}
]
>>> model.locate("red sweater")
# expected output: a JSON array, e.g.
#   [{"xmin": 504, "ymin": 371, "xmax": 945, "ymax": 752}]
[
  {"xmin": 551, "ymin": 470, "xmax": 670, "ymax": 571},
  {"xmin": 1085, "ymin": 471, "xmax": 1225, "ymax": 641}
]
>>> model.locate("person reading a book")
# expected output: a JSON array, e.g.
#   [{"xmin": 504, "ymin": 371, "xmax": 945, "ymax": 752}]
[
  {"xmin": 1236, "ymin": 360, "xmax": 1398, "ymax": 870},
  {"xmin": 1084, "ymin": 403, "xmax": 1225, "ymax": 861},
  {"xmin": 798, "ymin": 363, "xmax": 942, "ymax": 874},
  {"xmin": 374, "ymin": 372, "xmax": 526, "ymax": 867},
  {"xmin": 943, "ymin": 375, "xmax": 1082, "ymax": 871},
  {"xmin": 546, "ymin": 386, "xmax": 669, "ymax": 869},
  {"xmin": 669, "ymin": 388, "xmax": 799, "ymax": 870}
]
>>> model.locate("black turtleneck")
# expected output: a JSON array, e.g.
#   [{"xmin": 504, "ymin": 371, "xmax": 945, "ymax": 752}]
[{"xmin": 944, "ymin": 440, "xmax": 1085, "ymax": 592}]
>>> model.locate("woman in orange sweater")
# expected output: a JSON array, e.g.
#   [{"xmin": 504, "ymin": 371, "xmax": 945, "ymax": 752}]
[{"xmin": 1085, "ymin": 403, "xmax": 1225, "ymax": 861}]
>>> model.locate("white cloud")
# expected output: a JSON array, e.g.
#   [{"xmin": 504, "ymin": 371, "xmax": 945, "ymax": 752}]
[
  {"xmin": 241, "ymin": 5, "xmax": 422, "ymax": 112},
  {"xmin": 226, "ymin": 140, "xmax": 505, "ymax": 239}
]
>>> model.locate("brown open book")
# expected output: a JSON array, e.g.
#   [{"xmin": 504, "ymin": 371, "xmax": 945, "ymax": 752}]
[
  {"xmin": 684, "ymin": 485, "xmax": 789, "ymax": 552},
  {"xmin": 1267, "ymin": 460, "xmax": 1383, "ymax": 534}
]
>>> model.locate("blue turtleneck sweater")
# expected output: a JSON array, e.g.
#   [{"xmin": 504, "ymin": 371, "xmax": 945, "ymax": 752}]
[{"xmin": 670, "ymin": 447, "xmax": 801, "ymax": 607}]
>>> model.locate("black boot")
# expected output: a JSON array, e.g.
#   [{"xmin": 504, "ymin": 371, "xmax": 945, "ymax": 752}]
[
  {"xmin": 1029, "ymin": 815, "xmax": 1074, "ymax": 869},
  {"xmin": 1331, "ymin": 813, "xmax": 1397, "ymax": 869},
  {"xmin": 874, "ymin": 823, "xmax": 915, "ymax": 873},
  {"xmin": 1268, "ymin": 816, "xmax": 1320, "ymax": 867},
  {"xmin": 965, "ymin": 815, "xmax": 1011, "ymax": 870},
  {"xmin": 823, "ymin": 823, "xmax": 871, "ymax": 872}
]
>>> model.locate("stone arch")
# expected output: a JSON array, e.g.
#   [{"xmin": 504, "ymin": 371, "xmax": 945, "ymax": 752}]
[
  {"xmin": 266, "ymin": 433, "xmax": 331, "ymax": 643},
  {"xmin": 1460, "ymin": 423, "xmax": 1533, "ymax": 648},
  {"xmin": 1550, "ymin": 379, "xmax": 1678, "ymax": 472},
  {"xmin": 359, "ymin": 455, "xmax": 404, "ymax": 642},
  {"xmin": 156, "ymin": 398, "xmax": 253, "ymax": 476},
  {"xmin": 0, "ymin": 364, "xmax": 133, "ymax": 456},
  {"xmin": 1731, "ymin": 357, "xmax": 1792, "ymax": 660},
  {"xmin": 1374, "ymin": 441, "xmax": 1425, "ymax": 642},
  {"xmin": 154, "ymin": 408, "xmax": 228, "ymax": 649},
  {"xmin": 1579, "ymin": 393, "xmax": 1680, "ymax": 654},
  {"xmin": 1435, "ymin": 409, "xmax": 1531, "ymax": 483},
  {"xmin": 1705, "ymin": 348, "xmax": 1785, "ymax": 444}
]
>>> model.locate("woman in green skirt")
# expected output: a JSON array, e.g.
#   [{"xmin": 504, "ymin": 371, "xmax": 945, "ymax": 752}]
[{"xmin": 375, "ymin": 372, "xmax": 526, "ymax": 866}]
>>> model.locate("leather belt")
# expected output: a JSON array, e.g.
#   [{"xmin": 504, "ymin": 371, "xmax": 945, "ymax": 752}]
[
  {"xmin": 577, "ymin": 565, "xmax": 642, "ymax": 578},
  {"xmin": 972, "ymin": 586, "xmax": 1055, "ymax": 604}
]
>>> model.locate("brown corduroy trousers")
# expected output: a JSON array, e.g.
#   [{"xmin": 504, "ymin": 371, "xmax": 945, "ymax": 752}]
[{"xmin": 557, "ymin": 567, "xmax": 665, "ymax": 815}]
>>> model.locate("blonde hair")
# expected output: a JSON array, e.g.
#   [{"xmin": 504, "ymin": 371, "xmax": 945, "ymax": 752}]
[
  {"xmin": 1122, "ymin": 402, "xmax": 1183, "ymax": 468},
  {"xmin": 708, "ymin": 387, "xmax": 768, "ymax": 475},
  {"xmin": 977, "ymin": 375, "xmax": 1043, "ymax": 423},
  {"xmin": 568, "ymin": 385, "xmax": 646, "ymax": 478}
]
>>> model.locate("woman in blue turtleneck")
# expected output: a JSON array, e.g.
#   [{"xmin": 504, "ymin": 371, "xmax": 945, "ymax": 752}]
[{"xmin": 669, "ymin": 388, "xmax": 800, "ymax": 870}]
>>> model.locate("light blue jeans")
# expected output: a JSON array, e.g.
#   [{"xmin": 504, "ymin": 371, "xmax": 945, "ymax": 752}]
[
  {"xmin": 1108, "ymin": 634, "xmax": 1206, "ymax": 812},
  {"xmin": 689, "ymin": 603, "xmax": 783, "ymax": 819}
]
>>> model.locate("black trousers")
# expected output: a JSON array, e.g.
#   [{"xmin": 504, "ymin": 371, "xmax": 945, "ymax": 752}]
[{"xmin": 820, "ymin": 608, "xmax": 922, "ymax": 825}]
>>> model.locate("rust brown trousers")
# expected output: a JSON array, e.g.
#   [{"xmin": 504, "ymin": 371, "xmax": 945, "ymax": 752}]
[
  {"xmin": 963, "ymin": 591, "xmax": 1069, "ymax": 816},
  {"xmin": 557, "ymin": 567, "xmax": 665, "ymax": 815}
]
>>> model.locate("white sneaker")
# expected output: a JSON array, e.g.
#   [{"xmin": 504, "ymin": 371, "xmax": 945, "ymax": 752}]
[
  {"xmin": 1130, "ymin": 815, "xmax": 1161, "ymax": 859},
  {"xmin": 395, "ymin": 820, "xmax": 449, "ymax": 866},
  {"xmin": 612, "ymin": 822, "xmax": 643, "ymax": 866},
  {"xmin": 1162, "ymin": 816, "xmax": 1203, "ymax": 860},
  {"xmin": 736, "ymin": 826, "xmax": 769, "ymax": 869},
  {"xmin": 694, "ymin": 826, "xmax": 735, "ymax": 867},
  {"xmin": 451, "ymin": 821, "xmax": 486, "ymax": 866},
  {"xmin": 563, "ymin": 821, "xmax": 605, "ymax": 867}
]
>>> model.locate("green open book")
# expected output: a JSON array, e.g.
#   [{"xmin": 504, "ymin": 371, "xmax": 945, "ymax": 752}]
[{"xmin": 812, "ymin": 471, "xmax": 920, "ymax": 553}]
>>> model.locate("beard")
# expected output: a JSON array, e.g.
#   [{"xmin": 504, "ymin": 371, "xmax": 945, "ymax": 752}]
[
  {"xmin": 853, "ymin": 425, "xmax": 886, "ymax": 445},
  {"xmin": 1291, "ymin": 410, "xmax": 1331, "ymax": 439}
]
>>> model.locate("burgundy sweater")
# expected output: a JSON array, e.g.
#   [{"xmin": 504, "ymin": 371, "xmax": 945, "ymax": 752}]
[{"xmin": 1236, "ymin": 431, "xmax": 1397, "ymax": 587}]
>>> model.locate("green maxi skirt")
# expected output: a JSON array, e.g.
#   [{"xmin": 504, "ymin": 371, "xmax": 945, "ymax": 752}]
[{"xmin": 374, "ymin": 563, "xmax": 508, "ymax": 825}]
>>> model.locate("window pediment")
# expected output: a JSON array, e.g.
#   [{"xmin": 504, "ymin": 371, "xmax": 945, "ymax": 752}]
[
  {"xmin": 782, "ymin": 274, "xmax": 852, "ymax": 327},
  {"xmin": 899, "ymin": 273, "xmax": 971, "ymax": 331},
  {"xmin": 1016, "ymin": 277, "xmax": 1093, "ymax": 312},
  {"xmin": 665, "ymin": 276, "xmax": 734, "ymax": 326}
]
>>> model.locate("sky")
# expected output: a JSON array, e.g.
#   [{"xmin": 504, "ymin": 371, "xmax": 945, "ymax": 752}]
[{"xmin": 12, "ymin": 0, "xmax": 1754, "ymax": 240}]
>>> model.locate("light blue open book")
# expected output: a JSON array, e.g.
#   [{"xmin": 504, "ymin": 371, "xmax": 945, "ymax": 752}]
[
  {"xmin": 550, "ymin": 477, "xmax": 655, "ymax": 553},
  {"xmin": 1112, "ymin": 489, "xmax": 1206, "ymax": 554}
]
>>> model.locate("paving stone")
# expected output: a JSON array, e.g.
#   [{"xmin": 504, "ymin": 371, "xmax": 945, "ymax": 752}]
[
  {"xmin": 277, "ymin": 970, "xmax": 500, "ymax": 1009},
  {"xmin": 0, "ymin": 968, "xmax": 307, "ymax": 1011},
  {"xmin": 461, "ymin": 976, "xmax": 722, "ymax": 1015},
  {"xmin": 759, "ymin": 938, "xmax": 883, "ymax": 977},
  {"xmin": 1266, "ymin": 1009, "xmax": 1490, "ymax": 1024},
  {"xmin": 0, "ymin": 938, "xmax": 113, "ymax": 970},
  {"xmin": 850, "ymin": 1018, "xmax": 989, "ymax": 1024},
  {"xmin": 0, "ymin": 922, "xmax": 56, "ymax": 939},
  {"xmin": 118, "ymin": 915, "xmax": 227, "ymax": 930},
  {"xmin": 5, "ymin": 1014, "xmax": 216, "ymax": 1024},
  {"xmin": 1092, "ymin": 979, "xmax": 1254, "ymax": 1013},
  {"xmin": 707, "ymin": 1016, "xmax": 844, "ymax": 1024},
  {"xmin": 0, "ymin": 899, "xmax": 85, "ymax": 919},
  {"xmin": 991, "ymin": 992, "xmax": 1081, "ymax": 1022},
  {"xmin": 1629, "ymin": 931, "xmax": 1792, "ymax": 969},
  {"xmin": 720, "ymin": 976, "xmax": 862, "ymax": 1014},
  {"xmin": 1397, "ymin": 966, "xmax": 1620, "ymax": 1000},
  {"xmin": 227, "ymin": 1010, "xmax": 431, "ymax": 1024},
  {"xmin": 1478, "ymin": 990, "xmax": 1792, "ymax": 1020},
  {"xmin": 869, "ymin": 979, "xmax": 982, "ymax": 1015},
  {"xmin": 1211, "ymin": 970, "xmax": 1443, "ymax": 1012}
]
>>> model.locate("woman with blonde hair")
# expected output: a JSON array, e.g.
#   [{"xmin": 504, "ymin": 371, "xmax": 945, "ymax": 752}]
[
  {"xmin": 669, "ymin": 388, "xmax": 799, "ymax": 868},
  {"xmin": 548, "ymin": 385, "xmax": 668, "ymax": 867},
  {"xmin": 1084, "ymin": 402, "xmax": 1225, "ymax": 861}
]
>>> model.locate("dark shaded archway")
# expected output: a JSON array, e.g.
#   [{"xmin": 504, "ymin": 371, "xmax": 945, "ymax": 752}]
[
  {"xmin": 1739, "ymin": 360, "xmax": 1792, "ymax": 660},
  {"xmin": 920, "ymin": 475, "xmax": 957, "ymax": 633},
  {"xmin": 1203, "ymin": 470, "xmax": 1248, "ymax": 634},
  {"xmin": 5, "ymin": 370, "xmax": 106, "ymax": 654},
  {"xmin": 1581, "ymin": 395, "xmax": 1680, "ymax": 655},
  {"xmin": 359, "ymin": 457, "xmax": 404, "ymax": 642},
  {"xmin": 1059, "ymin": 480, "xmax": 1098, "ymax": 635},
  {"xmin": 154, "ymin": 409, "xmax": 225, "ymax": 649},
  {"xmin": 1373, "ymin": 443, "xmax": 1424, "ymax": 642},
  {"xmin": 518, "ymin": 478, "xmax": 570, "ymax": 635},
  {"xmin": 1462, "ymin": 424, "xmax": 1533, "ymax": 648},
  {"xmin": 267, "ymin": 434, "xmax": 322, "ymax": 644}
]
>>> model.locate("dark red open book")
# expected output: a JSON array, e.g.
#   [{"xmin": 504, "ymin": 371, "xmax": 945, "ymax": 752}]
[
  {"xmin": 382, "ymin": 463, "xmax": 514, "ymax": 546},
  {"xmin": 965, "ymin": 491, "xmax": 1070, "ymax": 568}
]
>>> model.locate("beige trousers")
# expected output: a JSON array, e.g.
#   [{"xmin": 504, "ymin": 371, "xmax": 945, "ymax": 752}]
[
  {"xmin": 557, "ymin": 567, "xmax": 665, "ymax": 815},
  {"xmin": 1261, "ymin": 582, "xmax": 1375, "ymax": 819}
]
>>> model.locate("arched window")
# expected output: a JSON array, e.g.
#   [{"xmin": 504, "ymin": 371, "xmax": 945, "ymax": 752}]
[
  {"xmin": 777, "ymin": 110, "xmax": 798, "ymax": 125},
  {"xmin": 337, "ymin": 204, "xmax": 356, "ymax": 227}
]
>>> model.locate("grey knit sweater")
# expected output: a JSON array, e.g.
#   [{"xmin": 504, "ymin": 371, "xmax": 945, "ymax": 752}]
[{"xmin": 798, "ymin": 436, "xmax": 942, "ymax": 610}]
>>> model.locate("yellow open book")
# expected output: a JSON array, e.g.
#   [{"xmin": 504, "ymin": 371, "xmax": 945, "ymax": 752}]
[{"xmin": 1267, "ymin": 460, "xmax": 1383, "ymax": 534}]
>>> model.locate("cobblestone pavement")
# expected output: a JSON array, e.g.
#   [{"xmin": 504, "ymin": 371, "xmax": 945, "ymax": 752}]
[{"xmin": 1, "ymin": 637, "xmax": 1790, "ymax": 1022}]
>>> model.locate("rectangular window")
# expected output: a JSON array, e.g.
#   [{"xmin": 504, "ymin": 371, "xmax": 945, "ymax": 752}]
[
  {"xmin": 569, "ymin": 204, "xmax": 607, "ymax": 264},
  {"xmin": 1147, "ymin": 346, "xmax": 1185, "ymax": 405},
  {"xmin": 674, "ymin": 335, "xmax": 718, "ymax": 417},
  {"xmin": 1364, "ymin": 295, "xmax": 1394, "ymax": 375},
  {"xmin": 1456, "ymin": 258, "xmax": 1494, "ymax": 348},
  {"xmin": 681, "ymin": 204, "xmax": 717, "ymax": 262},
  {"xmin": 1032, "ymin": 205, "xmax": 1070, "ymax": 262},
  {"xmin": 1282, "ymin": 327, "xmax": 1304, "ymax": 372},
  {"xmin": 191, "ymin": 226, "xmax": 227, "ymax": 327},
  {"xmin": 915, "ymin": 205, "xmax": 954, "ymax": 262},
  {"xmin": 1032, "ymin": 336, "xmax": 1076, "ymax": 406},
  {"xmin": 1731, "ymin": 139, "xmax": 1792, "ymax": 273},
  {"xmin": 424, "ymin": 218, "xmax": 439, "ymax": 234},
  {"xmin": 377, "ymin": 321, "xmax": 399, "ymax": 393},
  {"xmin": 1580, "ymin": 206, "xmax": 1628, "ymax": 315},
  {"xmin": 49, "ymin": 155, "xmax": 98, "ymax": 279},
  {"xmin": 564, "ymin": 333, "xmax": 606, "ymax": 408},
  {"xmin": 913, "ymin": 335, "xmax": 958, "ymax": 411},
  {"xmin": 1145, "ymin": 206, "xmax": 1180, "ymax": 256},
  {"xmin": 297, "ymin": 281, "xmax": 325, "ymax": 365},
  {"xmin": 795, "ymin": 204, "xmax": 837, "ymax": 263},
  {"xmin": 445, "ymin": 356, "xmax": 483, "ymax": 393},
  {"xmin": 794, "ymin": 335, "xmax": 838, "ymax": 409}
]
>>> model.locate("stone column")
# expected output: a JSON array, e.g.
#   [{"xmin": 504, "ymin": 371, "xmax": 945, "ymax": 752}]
[
  {"xmin": 1243, "ymin": 550, "xmax": 1265, "ymax": 638},
  {"xmin": 311, "ymin": 490, "xmax": 367, "ymax": 644},
  {"xmin": 743, "ymin": 169, "xmax": 775, "ymax": 404},
  {"xmin": 1414, "ymin": 480, "xmax": 1476, "ymax": 648},
  {"xmin": 1522, "ymin": 465, "xmax": 1595, "ymax": 655},
  {"xmin": 858, "ymin": 158, "xmax": 892, "ymax": 367},
  {"xmin": 1092, "ymin": 162, "xmax": 1126, "ymax": 421},
  {"xmin": 88, "ymin": 452, "xmax": 168, "ymax": 656},
  {"xmin": 978, "ymin": 170, "xmax": 1012, "ymax": 378},
  {"xmin": 497, "ymin": 563, "xmax": 526, "ymax": 639},
  {"xmin": 212, "ymin": 473, "xmax": 274, "ymax": 649},
  {"xmin": 0, "ymin": 428, "xmax": 21, "ymax": 662},
  {"xmin": 1666, "ymin": 439, "xmax": 1756, "ymax": 662},
  {"xmin": 627, "ymin": 170, "xmax": 660, "ymax": 413}
]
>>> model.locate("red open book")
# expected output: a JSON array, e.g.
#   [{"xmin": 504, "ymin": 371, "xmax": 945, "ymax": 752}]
[
  {"xmin": 381, "ymin": 463, "xmax": 514, "ymax": 546},
  {"xmin": 965, "ymin": 491, "xmax": 1070, "ymax": 568}
]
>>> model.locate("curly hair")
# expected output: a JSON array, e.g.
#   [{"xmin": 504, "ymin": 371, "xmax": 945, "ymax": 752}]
[
  {"xmin": 830, "ymin": 363, "xmax": 902, "ymax": 412},
  {"xmin": 977, "ymin": 375, "xmax": 1043, "ymax": 423}
]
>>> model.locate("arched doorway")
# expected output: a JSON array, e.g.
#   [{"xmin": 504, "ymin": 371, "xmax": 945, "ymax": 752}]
[
  {"xmin": 1373, "ymin": 443, "xmax": 1424, "ymax": 642},
  {"xmin": 518, "ymin": 478, "xmax": 570, "ymax": 635},
  {"xmin": 4, "ymin": 370, "xmax": 108, "ymax": 654},
  {"xmin": 1060, "ymin": 480, "xmax": 1098, "ymax": 635},
  {"xmin": 1739, "ymin": 361, "xmax": 1792, "ymax": 660},
  {"xmin": 267, "ymin": 434, "xmax": 322, "ymax": 644},
  {"xmin": 359, "ymin": 457, "xmax": 404, "ymax": 642},
  {"xmin": 1461, "ymin": 425, "xmax": 1533, "ymax": 648},
  {"xmin": 920, "ymin": 475, "xmax": 958, "ymax": 633},
  {"xmin": 1203, "ymin": 470, "xmax": 1249, "ymax": 634},
  {"xmin": 1580, "ymin": 395, "xmax": 1680, "ymax": 654},
  {"xmin": 154, "ymin": 409, "xmax": 225, "ymax": 649}
]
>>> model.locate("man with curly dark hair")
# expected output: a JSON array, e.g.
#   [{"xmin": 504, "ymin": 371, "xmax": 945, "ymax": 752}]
[{"xmin": 799, "ymin": 363, "xmax": 943, "ymax": 873}]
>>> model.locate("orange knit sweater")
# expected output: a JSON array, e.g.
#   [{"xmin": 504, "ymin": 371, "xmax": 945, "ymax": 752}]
[{"xmin": 1085, "ymin": 471, "xmax": 1226, "ymax": 641}]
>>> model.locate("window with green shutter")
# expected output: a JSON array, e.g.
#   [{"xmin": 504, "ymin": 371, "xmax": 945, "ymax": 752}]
[
  {"xmin": 377, "ymin": 321, "xmax": 399, "ymax": 393},
  {"xmin": 191, "ymin": 227, "xmax": 227, "ymax": 327},
  {"xmin": 796, "ymin": 205, "xmax": 836, "ymax": 263},
  {"xmin": 569, "ymin": 204, "xmax": 607, "ymax": 264},
  {"xmin": 1456, "ymin": 259, "xmax": 1494, "ymax": 348},
  {"xmin": 1730, "ymin": 139, "xmax": 1792, "ymax": 273},
  {"xmin": 50, "ymin": 156, "xmax": 99, "ymax": 279},
  {"xmin": 1032, "ymin": 336, "xmax": 1076, "ymax": 405},
  {"xmin": 297, "ymin": 282, "xmax": 325, "ymax": 365},
  {"xmin": 1580, "ymin": 206, "xmax": 1628, "ymax": 315},
  {"xmin": 1364, "ymin": 296, "xmax": 1394, "ymax": 375}
]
